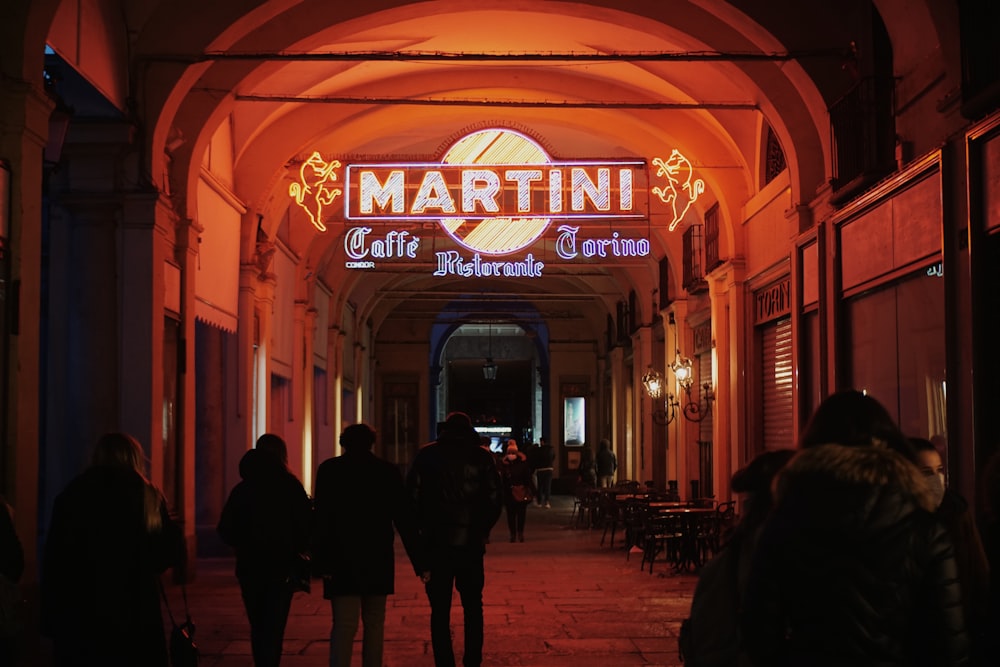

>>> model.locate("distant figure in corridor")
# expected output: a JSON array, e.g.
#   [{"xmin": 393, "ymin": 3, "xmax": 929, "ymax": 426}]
[
  {"xmin": 911, "ymin": 436, "xmax": 990, "ymax": 665},
  {"xmin": 218, "ymin": 434, "xmax": 313, "ymax": 667},
  {"xmin": 531, "ymin": 437, "xmax": 555, "ymax": 508},
  {"xmin": 741, "ymin": 390, "xmax": 969, "ymax": 667},
  {"xmin": 406, "ymin": 412, "xmax": 503, "ymax": 667},
  {"xmin": 596, "ymin": 438, "xmax": 617, "ymax": 488},
  {"xmin": 41, "ymin": 432, "xmax": 185, "ymax": 667},
  {"xmin": 499, "ymin": 441, "xmax": 536, "ymax": 542},
  {"xmin": 312, "ymin": 423, "xmax": 426, "ymax": 667}
]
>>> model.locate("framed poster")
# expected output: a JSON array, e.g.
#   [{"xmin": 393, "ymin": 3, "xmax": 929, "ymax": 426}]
[{"xmin": 563, "ymin": 396, "xmax": 585, "ymax": 446}]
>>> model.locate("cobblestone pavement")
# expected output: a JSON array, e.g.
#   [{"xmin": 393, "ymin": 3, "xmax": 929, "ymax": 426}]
[{"xmin": 169, "ymin": 494, "xmax": 699, "ymax": 666}]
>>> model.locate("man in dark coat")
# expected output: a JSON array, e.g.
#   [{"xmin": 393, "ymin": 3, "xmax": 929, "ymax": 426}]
[
  {"xmin": 313, "ymin": 423, "xmax": 425, "ymax": 667},
  {"xmin": 218, "ymin": 434, "xmax": 312, "ymax": 667},
  {"xmin": 406, "ymin": 412, "xmax": 503, "ymax": 667}
]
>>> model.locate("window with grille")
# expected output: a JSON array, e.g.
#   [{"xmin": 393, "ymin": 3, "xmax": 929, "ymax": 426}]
[
  {"xmin": 682, "ymin": 225, "xmax": 707, "ymax": 293},
  {"xmin": 764, "ymin": 126, "xmax": 787, "ymax": 185},
  {"xmin": 704, "ymin": 204, "xmax": 721, "ymax": 272}
]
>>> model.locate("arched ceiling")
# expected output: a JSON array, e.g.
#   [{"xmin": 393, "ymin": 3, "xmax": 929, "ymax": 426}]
[{"xmin": 46, "ymin": 0, "xmax": 867, "ymax": 336}]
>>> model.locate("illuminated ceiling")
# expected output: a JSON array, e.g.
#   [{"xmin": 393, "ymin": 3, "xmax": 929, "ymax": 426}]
[{"xmin": 53, "ymin": 0, "xmax": 858, "ymax": 335}]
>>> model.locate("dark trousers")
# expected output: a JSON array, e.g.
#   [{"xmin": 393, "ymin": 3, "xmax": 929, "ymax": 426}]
[
  {"xmin": 424, "ymin": 546, "xmax": 485, "ymax": 667},
  {"xmin": 505, "ymin": 501, "xmax": 527, "ymax": 538},
  {"xmin": 240, "ymin": 578, "xmax": 294, "ymax": 667},
  {"xmin": 535, "ymin": 469, "xmax": 553, "ymax": 505}
]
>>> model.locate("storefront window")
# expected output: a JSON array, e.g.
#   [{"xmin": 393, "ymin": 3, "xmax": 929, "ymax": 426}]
[{"xmin": 846, "ymin": 268, "xmax": 946, "ymax": 440}]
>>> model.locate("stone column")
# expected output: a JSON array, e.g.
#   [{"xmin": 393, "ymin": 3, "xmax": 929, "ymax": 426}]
[
  {"xmin": 176, "ymin": 216, "xmax": 202, "ymax": 572},
  {"xmin": 710, "ymin": 258, "xmax": 746, "ymax": 501},
  {"xmin": 255, "ymin": 274, "xmax": 277, "ymax": 440},
  {"xmin": 0, "ymin": 80, "xmax": 52, "ymax": 582}
]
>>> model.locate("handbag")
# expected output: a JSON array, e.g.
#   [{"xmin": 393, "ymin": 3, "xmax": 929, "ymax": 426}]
[
  {"xmin": 159, "ymin": 578, "xmax": 199, "ymax": 667},
  {"xmin": 511, "ymin": 484, "xmax": 534, "ymax": 504}
]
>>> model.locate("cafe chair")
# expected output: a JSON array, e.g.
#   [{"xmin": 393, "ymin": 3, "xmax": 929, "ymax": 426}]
[
  {"xmin": 599, "ymin": 492, "xmax": 624, "ymax": 548},
  {"xmin": 640, "ymin": 511, "xmax": 684, "ymax": 574},
  {"xmin": 621, "ymin": 500, "xmax": 649, "ymax": 560},
  {"xmin": 571, "ymin": 486, "xmax": 600, "ymax": 529}
]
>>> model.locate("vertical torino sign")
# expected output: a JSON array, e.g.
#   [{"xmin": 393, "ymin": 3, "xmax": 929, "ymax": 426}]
[{"xmin": 288, "ymin": 128, "xmax": 705, "ymax": 277}]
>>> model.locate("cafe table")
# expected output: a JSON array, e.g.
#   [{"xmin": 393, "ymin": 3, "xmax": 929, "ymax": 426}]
[{"xmin": 647, "ymin": 507, "xmax": 718, "ymax": 573}]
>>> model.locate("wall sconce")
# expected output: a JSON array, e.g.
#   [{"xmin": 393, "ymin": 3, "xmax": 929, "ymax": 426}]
[{"xmin": 641, "ymin": 350, "xmax": 714, "ymax": 425}]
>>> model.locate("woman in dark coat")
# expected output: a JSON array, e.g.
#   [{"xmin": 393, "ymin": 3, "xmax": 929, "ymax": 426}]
[
  {"xmin": 741, "ymin": 391, "xmax": 969, "ymax": 667},
  {"xmin": 41, "ymin": 432, "xmax": 185, "ymax": 667},
  {"xmin": 499, "ymin": 441, "xmax": 537, "ymax": 543},
  {"xmin": 218, "ymin": 434, "xmax": 313, "ymax": 667},
  {"xmin": 313, "ymin": 423, "xmax": 424, "ymax": 667}
]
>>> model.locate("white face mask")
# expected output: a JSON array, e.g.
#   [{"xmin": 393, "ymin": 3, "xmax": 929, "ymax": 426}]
[{"xmin": 925, "ymin": 472, "xmax": 946, "ymax": 509}]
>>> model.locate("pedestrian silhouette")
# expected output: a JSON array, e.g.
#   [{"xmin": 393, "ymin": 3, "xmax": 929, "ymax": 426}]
[
  {"xmin": 499, "ymin": 441, "xmax": 536, "ymax": 542},
  {"xmin": 406, "ymin": 412, "xmax": 503, "ymax": 667},
  {"xmin": 313, "ymin": 423, "xmax": 425, "ymax": 667},
  {"xmin": 41, "ymin": 432, "xmax": 185, "ymax": 667},
  {"xmin": 218, "ymin": 433, "xmax": 312, "ymax": 667}
]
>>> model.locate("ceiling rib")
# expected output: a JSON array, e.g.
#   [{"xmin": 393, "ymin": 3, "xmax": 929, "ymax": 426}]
[
  {"xmin": 229, "ymin": 94, "xmax": 758, "ymax": 109},
  {"xmin": 150, "ymin": 49, "xmax": 851, "ymax": 64}
]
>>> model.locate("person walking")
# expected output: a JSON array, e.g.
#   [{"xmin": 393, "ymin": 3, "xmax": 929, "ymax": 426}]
[
  {"xmin": 41, "ymin": 432, "xmax": 186, "ymax": 667},
  {"xmin": 595, "ymin": 439, "xmax": 617, "ymax": 489},
  {"xmin": 499, "ymin": 441, "xmax": 536, "ymax": 542},
  {"xmin": 217, "ymin": 434, "xmax": 313, "ymax": 667},
  {"xmin": 741, "ymin": 390, "xmax": 969, "ymax": 667},
  {"xmin": 533, "ymin": 437, "xmax": 555, "ymax": 508},
  {"xmin": 313, "ymin": 423, "xmax": 426, "ymax": 667},
  {"xmin": 406, "ymin": 412, "xmax": 503, "ymax": 667}
]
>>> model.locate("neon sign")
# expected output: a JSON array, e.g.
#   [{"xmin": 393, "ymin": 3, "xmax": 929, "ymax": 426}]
[
  {"xmin": 288, "ymin": 154, "xmax": 342, "ymax": 232},
  {"xmin": 288, "ymin": 128, "xmax": 706, "ymax": 277},
  {"xmin": 652, "ymin": 150, "xmax": 705, "ymax": 232},
  {"xmin": 347, "ymin": 164, "xmax": 640, "ymax": 221}
]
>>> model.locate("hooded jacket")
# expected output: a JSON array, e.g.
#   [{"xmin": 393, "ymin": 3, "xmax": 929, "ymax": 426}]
[
  {"xmin": 406, "ymin": 423, "xmax": 503, "ymax": 551},
  {"xmin": 741, "ymin": 443, "xmax": 969, "ymax": 667},
  {"xmin": 217, "ymin": 448, "xmax": 312, "ymax": 582}
]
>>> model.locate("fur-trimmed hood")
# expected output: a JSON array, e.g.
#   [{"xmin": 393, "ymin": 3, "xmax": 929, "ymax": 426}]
[{"xmin": 773, "ymin": 443, "xmax": 938, "ymax": 535}]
